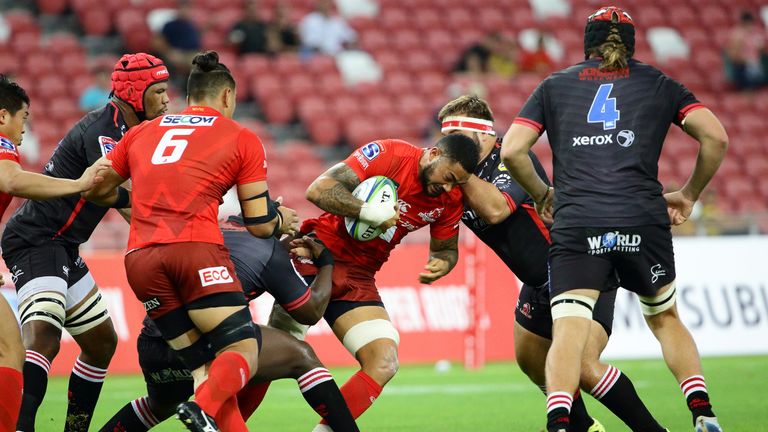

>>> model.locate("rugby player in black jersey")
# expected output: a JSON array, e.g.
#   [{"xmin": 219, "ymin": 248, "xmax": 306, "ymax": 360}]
[
  {"xmin": 439, "ymin": 94, "xmax": 666, "ymax": 432},
  {"xmin": 99, "ymin": 217, "xmax": 358, "ymax": 432},
  {"xmin": 1, "ymin": 53, "xmax": 170, "ymax": 432},
  {"xmin": 501, "ymin": 7, "xmax": 727, "ymax": 432}
]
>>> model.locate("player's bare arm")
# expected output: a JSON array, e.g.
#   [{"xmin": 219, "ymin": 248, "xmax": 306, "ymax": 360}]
[
  {"xmin": 287, "ymin": 236, "xmax": 334, "ymax": 324},
  {"xmin": 0, "ymin": 158, "xmax": 111, "ymax": 199},
  {"xmin": 462, "ymin": 174, "xmax": 513, "ymax": 225},
  {"xmin": 419, "ymin": 234, "xmax": 459, "ymax": 284},
  {"xmin": 501, "ymin": 124, "xmax": 554, "ymax": 224},
  {"xmin": 306, "ymin": 162, "xmax": 363, "ymax": 218},
  {"xmin": 82, "ymin": 156, "xmax": 129, "ymax": 207},
  {"xmin": 237, "ymin": 180, "xmax": 298, "ymax": 238},
  {"xmin": 665, "ymin": 108, "xmax": 729, "ymax": 225}
]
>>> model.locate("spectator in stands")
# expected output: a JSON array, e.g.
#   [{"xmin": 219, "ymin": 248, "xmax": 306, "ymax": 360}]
[
  {"xmin": 724, "ymin": 10, "xmax": 767, "ymax": 90},
  {"xmin": 455, "ymin": 33, "xmax": 520, "ymax": 79},
  {"xmin": 299, "ymin": 0, "xmax": 357, "ymax": 56},
  {"xmin": 487, "ymin": 33, "xmax": 520, "ymax": 78},
  {"xmin": 520, "ymin": 31, "xmax": 555, "ymax": 75},
  {"xmin": 152, "ymin": 0, "xmax": 201, "ymax": 79},
  {"xmin": 229, "ymin": 0, "xmax": 270, "ymax": 55},
  {"xmin": 268, "ymin": 1, "xmax": 299, "ymax": 53},
  {"xmin": 79, "ymin": 66, "xmax": 112, "ymax": 112}
]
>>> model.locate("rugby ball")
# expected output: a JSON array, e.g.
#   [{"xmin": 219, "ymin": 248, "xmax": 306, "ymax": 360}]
[{"xmin": 344, "ymin": 176, "xmax": 398, "ymax": 241}]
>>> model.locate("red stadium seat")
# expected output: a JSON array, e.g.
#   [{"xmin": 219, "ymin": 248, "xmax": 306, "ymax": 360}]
[
  {"xmin": 273, "ymin": 53, "xmax": 303, "ymax": 75},
  {"xmin": 412, "ymin": 8, "xmax": 441, "ymax": 30},
  {"xmin": 250, "ymin": 73, "xmax": 282, "ymax": 101},
  {"xmin": 359, "ymin": 29, "xmax": 389, "ymax": 52},
  {"xmin": 22, "ymin": 52, "xmax": 55, "ymax": 79},
  {"xmin": 331, "ymin": 94, "xmax": 362, "ymax": 119},
  {"xmin": 380, "ymin": 8, "xmax": 409, "ymax": 31},
  {"xmin": 745, "ymin": 156, "xmax": 768, "ymax": 178},
  {"xmin": 47, "ymin": 33, "xmax": 83, "ymax": 55},
  {"xmin": 12, "ymin": 32, "xmax": 42, "ymax": 55},
  {"xmin": 305, "ymin": 55, "xmax": 337, "ymax": 75},
  {"xmin": 383, "ymin": 71, "xmax": 415, "ymax": 95},
  {"xmin": 261, "ymin": 97, "xmax": 295, "ymax": 124},
  {"xmin": 306, "ymin": 117, "xmax": 342, "ymax": 147},
  {"xmin": 80, "ymin": 9, "xmax": 113, "ymax": 36},
  {"xmin": 239, "ymin": 54, "xmax": 271, "ymax": 76},
  {"xmin": 4, "ymin": 10, "xmax": 39, "ymax": 35},
  {"xmin": 316, "ymin": 74, "xmax": 345, "ymax": 97},
  {"xmin": 37, "ymin": 0, "xmax": 68, "ymax": 15},
  {"xmin": 392, "ymin": 30, "xmax": 421, "ymax": 51},
  {"xmin": 285, "ymin": 73, "xmax": 317, "ymax": 103},
  {"xmin": 344, "ymin": 116, "xmax": 381, "ymax": 147}
]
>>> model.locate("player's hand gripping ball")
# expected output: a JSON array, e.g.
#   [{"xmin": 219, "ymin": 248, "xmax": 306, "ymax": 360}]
[{"xmin": 345, "ymin": 175, "xmax": 398, "ymax": 241}]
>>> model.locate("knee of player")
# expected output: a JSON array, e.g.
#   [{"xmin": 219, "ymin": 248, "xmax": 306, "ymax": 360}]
[
  {"xmin": 361, "ymin": 346, "xmax": 399, "ymax": 381},
  {"xmin": 578, "ymin": 358, "xmax": 605, "ymax": 388},
  {"xmin": 22, "ymin": 325, "xmax": 62, "ymax": 359},
  {"xmin": 290, "ymin": 341, "xmax": 324, "ymax": 377}
]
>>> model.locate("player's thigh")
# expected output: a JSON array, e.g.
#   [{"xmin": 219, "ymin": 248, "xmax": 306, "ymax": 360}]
[
  {"xmin": 253, "ymin": 325, "xmax": 319, "ymax": 381},
  {"xmin": 513, "ymin": 321, "xmax": 550, "ymax": 383},
  {"xmin": 0, "ymin": 295, "xmax": 23, "ymax": 369},
  {"xmin": 330, "ymin": 304, "xmax": 399, "ymax": 364},
  {"xmin": 137, "ymin": 333, "xmax": 194, "ymax": 416},
  {"xmin": 65, "ymin": 263, "xmax": 116, "ymax": 352}
]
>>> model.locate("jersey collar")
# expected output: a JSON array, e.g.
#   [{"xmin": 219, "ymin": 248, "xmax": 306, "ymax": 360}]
[{"xmin": 183, "ymin": 106, "xmax": 223, "ymax": 117}]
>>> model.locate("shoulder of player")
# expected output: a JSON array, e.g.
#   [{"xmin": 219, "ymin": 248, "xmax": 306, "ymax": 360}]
[
  {"xmin": 375, "ymin": 138, "xmax": 420, "ymax": 158},
  {"xmin": 78, "ymin": 106, "xmax": 124, "ymax": 145}
]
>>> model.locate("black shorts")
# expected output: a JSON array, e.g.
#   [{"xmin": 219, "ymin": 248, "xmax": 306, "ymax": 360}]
[
  {"xmin": 137, "ymin": 333, "xmax": 194, "ymax": 407},
  {"xmin": 1, "ymin": 230, "xmax": 91, "ymax": 306},
  {"xmin": 549, "ymin": 225, "xmax": 676, "ymax": 298},
  {"xmin": 515, "ymin": 283, "xmax": 617, "ymax": 339}
]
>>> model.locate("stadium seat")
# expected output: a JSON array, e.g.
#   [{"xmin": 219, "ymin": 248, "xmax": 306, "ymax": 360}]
[
  {"xmin": 306, "ymin": 117, "xmax": 342, "ymax": 147},
  {"xmin": 261, "ymin": 97, "xmax": 295, "ymax": 124},
  {"xmin": 36, "ymin": 0, "xmax": 68, "ymax": 15},
  {"xmin": 344, "ymin": 116, "xmax": 381, "ymax": 147},
  {"xmin": 647, "ymin": 27, "xmax": 690, "ymax": 63},
  {"xmin": 80, "ymin": 9, "xmax": 113, "ymax": 36},
  {"xmin": 316, "ymin": 74, "xmax": 345, "ymax": 97}
]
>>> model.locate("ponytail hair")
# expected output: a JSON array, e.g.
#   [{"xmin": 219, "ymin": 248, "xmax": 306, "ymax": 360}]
[
  {"xmin": 187, "ymin": 50, "xmax": 236, "ymax": 101},
  {"xmin": 590, "ymin": 32, "xmax": 629, "ymax": 71}
]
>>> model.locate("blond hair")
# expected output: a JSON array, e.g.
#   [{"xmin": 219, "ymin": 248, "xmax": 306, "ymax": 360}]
[{"xmin": 590, "ymin": 32, "xmax": 629, "ymax": 70}]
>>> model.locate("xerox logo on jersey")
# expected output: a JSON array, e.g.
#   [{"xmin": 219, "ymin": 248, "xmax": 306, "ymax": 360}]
[
  {"xmin": 198, "ymin": 266, "xmax": 234, "ymax": 287},
  {"xmin": 572, "ymin": 134, "xmax": 613, "ymax": 146},
  {"xmin": 0, "ymin": 136, "xmax": 16, "ymax": 151},
  {"xmin": 361, "ymin": 142, "xmax": 381, "ymax": 160},
  {"xmin": 98, "ymin": 136, "xmax": 117, "ymax": 156},
  {"xmin": 587, "ymin": 231, "xmax": 641, "ymax": 255},
  {"xmin": 160, "ymin": 115, "xmax": 217, "ymax": 126}
]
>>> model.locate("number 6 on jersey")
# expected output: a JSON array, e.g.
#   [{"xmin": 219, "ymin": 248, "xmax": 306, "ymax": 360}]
[
  {"xmin": 152, "ymin": 129, "xmax": 193, "ymax": 165},
  {"xmin": 588, "ymin": 83, "xmax": 620, "ymax": 130}
]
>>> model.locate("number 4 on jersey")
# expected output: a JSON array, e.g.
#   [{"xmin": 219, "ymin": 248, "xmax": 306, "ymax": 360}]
[{"xmin": 588, "ymin": 83, "xmax": 620, "ymax": 130}]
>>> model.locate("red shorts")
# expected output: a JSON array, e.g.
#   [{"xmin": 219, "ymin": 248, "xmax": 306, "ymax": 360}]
[
  {"xmin": 124, "ymin": 242, "xmax": 243, "ymax": 319},
  {"xmin": 330, "ymin": 259, "xmax": 380, "ymax": 303}
]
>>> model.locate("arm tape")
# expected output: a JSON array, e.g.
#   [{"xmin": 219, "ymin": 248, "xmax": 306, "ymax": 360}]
[
  {"xmin": 242, "ymin": 190, "xmax": 279, "ymax": 225},
  {"xmin": 111, "ymin": 187, "xmax": 130, "ymax": 208}
]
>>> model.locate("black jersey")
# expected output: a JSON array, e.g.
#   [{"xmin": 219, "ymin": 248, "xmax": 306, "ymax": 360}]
[
  {"xmin": 143, "ymin": 216, "xmax": 311, "ymax": 336},
  {"xmin": 462, "ymin": 143, "xmax": 552, "ymax": 287},
  {"xmin": 4, "ymin": 102, "xmax": 128, "ymax": 247},
  {"xmin": 515, "ymin": 58, "xmax": 703, "ymax": 229}
]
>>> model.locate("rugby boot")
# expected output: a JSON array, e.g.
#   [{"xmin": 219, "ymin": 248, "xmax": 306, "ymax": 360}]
[{"xmin": 176, "ymin": 401, "xmax": 220, "ymax": 432}]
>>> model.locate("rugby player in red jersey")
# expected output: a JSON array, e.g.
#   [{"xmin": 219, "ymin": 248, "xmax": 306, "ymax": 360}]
[
  {"xmin": 3, "ymin": 53, "xmax": 167, "ymax": 432},
  {"xmin": 299, "ymin": 134, "xmax": 479, "ymax": 431},
  {"xmin": 0, "ymin": 75, "xmax": 110, "ymax": 432},
  {"xmin": 85, "ymin": 51, "xmax": 299, "ymax": 432}
]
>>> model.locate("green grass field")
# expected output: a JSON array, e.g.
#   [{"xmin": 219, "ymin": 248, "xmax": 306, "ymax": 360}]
[{"xmin": 36, "ymin": 356, "xmax": 767, "ymax": 431}]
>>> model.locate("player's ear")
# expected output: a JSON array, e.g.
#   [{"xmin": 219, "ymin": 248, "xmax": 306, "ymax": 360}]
[
  {"xmin": 0, "ymin": 108, "xmax": 8, "ymax": 125},
  {"xmin": 429, "ymin": 146, "xmax": 442, "ymax": 161}
]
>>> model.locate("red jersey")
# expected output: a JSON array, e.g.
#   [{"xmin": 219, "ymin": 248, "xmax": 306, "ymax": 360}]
[
  {"xmin": 108, "ymin": 106, "xmax": 267, "ymax": 250},
  {"xmin": 302, "ymin": 139, "xmax": 463, "ymax": 273},
  {"xmin": 0, "ymin": 134, "xmax": 21, "ymax": 220}
]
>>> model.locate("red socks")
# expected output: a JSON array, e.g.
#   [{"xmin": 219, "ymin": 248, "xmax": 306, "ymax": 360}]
[
  {"xmin": 195, "ymin": 352, "xmax": 251, "ymax": 417},
  {"xmin": 320, "ymin": 370, "xmax": 382, "ymax": 424},
  {"xmin": 0, "ymin": 367, "xmax": 23, "ymax": 432},
  {"xmin": 237, "ymin": 381, "xmax": 272, "ymax": 420}
]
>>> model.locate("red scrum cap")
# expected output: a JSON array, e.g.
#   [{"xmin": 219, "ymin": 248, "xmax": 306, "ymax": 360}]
[{"xmin": 111, "ymin": 53, "xmax": 169, "ymax": 114}]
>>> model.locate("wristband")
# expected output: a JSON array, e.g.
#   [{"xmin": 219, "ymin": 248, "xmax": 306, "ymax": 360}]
[
  {"xmin": 312, "ymin": 248, "xmax": 334, "ymax": 267},
  {"xmin": 111, "ymin": 187, "xmax": 130, "ymax": 208},
  {"xmin": 536, "ymin": 187, "xmax": 552, "ymax": 204}
]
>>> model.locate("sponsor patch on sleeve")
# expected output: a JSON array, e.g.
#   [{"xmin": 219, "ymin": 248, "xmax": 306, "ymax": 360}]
[
  {"xmin": 360, "ymin": 142, "xmax": 381, "ymax": 160},
  {"xmin": 0, "ymin": 137, "xmax": 17, "ymax": 151},
  {"xmin": 98, "ymin": 136, "xmax": 117, "ymax": 156}
]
